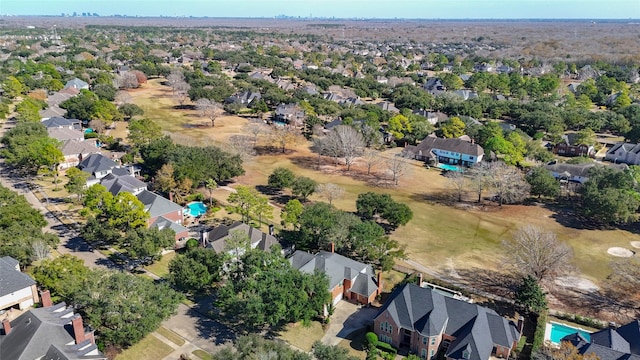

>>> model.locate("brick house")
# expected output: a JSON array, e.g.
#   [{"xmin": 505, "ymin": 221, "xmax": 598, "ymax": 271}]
[
  {"xmin": 553, "ymin": 134, "xmax": 595, "ymax": 157},
  {"xmin": 289, "ymin": 248, "xmax": 381, "ymax": 306},
  {"xmin": 374, "ymin": 283, "xmax": 521, "ymax": 360}
]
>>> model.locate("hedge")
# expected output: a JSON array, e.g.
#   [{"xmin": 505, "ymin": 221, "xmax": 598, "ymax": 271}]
[
  {"xmin": 531, "ymin": 310, "xmax": 548, "ymax": 352},
  {"xmin": 376, "ymin": 341, "xmax": 397, "ymax": 354}
]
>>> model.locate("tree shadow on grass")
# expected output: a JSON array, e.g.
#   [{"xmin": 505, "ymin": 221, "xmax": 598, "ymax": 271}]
[{"xmin": 456, "ymin": 267, "xmax": 519, "ymax": 301}]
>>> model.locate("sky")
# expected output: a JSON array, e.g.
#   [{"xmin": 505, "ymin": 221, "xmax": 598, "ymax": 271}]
[{"xmin": 3, "ymin": 0, "xmax": 640, "ymax": 19}]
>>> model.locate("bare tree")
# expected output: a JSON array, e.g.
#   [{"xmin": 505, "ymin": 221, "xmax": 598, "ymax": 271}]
[
  {"xmin": 88, "ymin": 119, "xmax": 105, "ymax": 134},
  {"xmin": 246, "ymin": 121, "xmax": 267, "ymax": 148},
  {"xmin": 31, "ymin": 240, "xmax": 50, "ymax": 261},
  {"xmin": 114, "ymin": 91, "xmax": 133, "ymax": 106},
  {"xmin": 502, "ymin": 225, "xmax": 573, "ymax": 282},
  {"xmin": 361, "ymin": 148, "xmax": 382, "ymax": 175},
  {"xmin": 311, "ymin": 136, "xmax": 328, "ymax": 170},
  {"xmin": 269, "ymin": 126, "xmax": 302, "ymax": 153},
  {"xmin": 386, "ymin": 155, "xmax": 411, "ymax": 186},
  {"xmin": 196, "ymin": 98, "xmax": 224, "ymax": 127},
  {"xmin": 446, "ymin": 170, "xmax": 467, "ymax": 202},
  {"xmin": 604, "ymin": 257, "xmax": 640, "ymax": 315},
  {"xmin": 115, "ymin": 72, "xmax": 139, "ymax": 89},
  {"xmin": 468, "ymin": 162, "xmax": 493, "ymax": 203},
  {"xmin": 321, "ymin": 125, "xmax": 365, "ymax": 171},
  {"xmin": 173, "ymin": 81, "xmax": 191, "ymax": 107},
  {"xmin": 316, "ymin": 183, "xmax": 345, "ymax": 205},
  {"xmin": 166, "ymin": 69, "xmax": 185, "ymax": 91},
  {"xmin": 490, "ymin": 162, "xmax": 530, "ymax": 206},
  {"xmin": 227, "ymin": 135, "xmax": 255, "ymax": 161}
]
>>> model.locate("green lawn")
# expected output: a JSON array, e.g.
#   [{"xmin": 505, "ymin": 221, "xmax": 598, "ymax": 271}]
[
  {"xmin": 156, "ymin": 326, "xmax": 185, "ymax": 346},
  {"xmin": 115, "ymin": 334, "xmax": 174, "ymax": 360},
  {"xmin": 278, "ymin": 321, "xmax": 325, "ymax": 352},
  {"xmin": 192, "ymin": 349, "xmax": 213, "ymax": 360},
  {"xmin": 130, "ymin": 78, "xmax": 636, "ymax": 284},
  {"xmin": 144, "ymin": 251, "xmax": 176, "ymax": 278}
]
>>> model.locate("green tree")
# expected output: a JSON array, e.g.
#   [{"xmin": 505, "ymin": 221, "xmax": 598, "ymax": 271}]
[
  {"xmin": 312, "ymin": 341, "xmax": 359, "ymax": 360},
  {"xmin": 292, "ymin": 176, "xmax": 317, "ymax": 201},
  {"xmin": 356, "ymin": 192, "xmax": 392, "ymax": 220},
  {"xmin": 128, "ymin": 118, "xmax": 163, "ymax": 147},
  {"xmin": 15, "ymin": 98, "xmax": 44, "ymax": 122},
  {"xmin": 526, "ymin": 167, "xmax": 560, "ymax": 199},
  {"xmin": 281, "ymin": 199, "xmax": 304, "ymax": 229},
  {"xmin": 32, "ymin": 255, "xmax": 89, "ymax": 302},
  {"xmin": 65, "ymin": 167, "xmax": 90, "ymax": 202},
  {"xmin": 440, "ymin": 73, "xmax": 464, "ymax": 90},
  {"xmin": 123, "ymin": 226, "xmax": 175, "ymax": 262},
  {"xmin": 515, "ymin": 275, "xmax": 547, "ymax": 313},
  {"xmin": 213, "ymin": 335, "xmax": 312, "ymax": 360},
  {"xmin": 118, "ymin": 103, "xmax": 144, "ymax": 120},
  {"xmin": 387, "ymin": 114, "xmax": 412, "ymax": 140},
  {"xmin": 439, "ymin": 116, "xmax": 466, "ymax": 138},
  {"xmin": 382, "ymin": 202, "xmax": 414, "ymax": 228},
  {"xmin": 2, "ymin": 76, "xmax": 27, "ymax": 99},
  {"xmin": 228, "ymin": 185, "xmax": 266, "ymax": 223},
  {"xmin": 205, "ymin": 178, "xmax": 217, "ymax": 206},
  {"xmin": 580, "ymin": 167, "xmax": 640, "ymax": 225},
  {"xmin": 168, "ymin": 256, "xmax": 213, "ymax": 293},
  {"xmin": 574, "ymin": 128, "xmax": 596, "ymax": 146},
  {"xmin": 104, "ymin": 191, "xmax": 149, "ymax": 232},
  {"xmin": 268, "ymin": 167, "xmax": 295, "ymax": 190}
]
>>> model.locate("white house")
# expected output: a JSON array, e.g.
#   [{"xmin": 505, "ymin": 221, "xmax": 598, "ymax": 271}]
[
  {"xmin": 605, "ymin": 142, "xmax": 640, "ymax": 165},
  {"xmin": 0, "ymin": 256, "xmax": 39, "ymax": 311}
]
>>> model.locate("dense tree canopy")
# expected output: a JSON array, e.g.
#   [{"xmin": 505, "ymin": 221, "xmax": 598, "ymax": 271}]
[{"xmin": 580, "ymin": 167, "xmax": 640, "ymax": 225}]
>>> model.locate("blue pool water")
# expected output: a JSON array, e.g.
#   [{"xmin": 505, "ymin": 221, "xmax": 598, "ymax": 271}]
[
  {"xmin": 185, "ymin": 202, "xmax": 207, "ymax": 217},
  {"xmin": 437, "ymin": 163, "xmax": 464, "ymax": 172},
  {"xmin": 549, "ymin": 322, "xmax": 591, "ymax": 344}
]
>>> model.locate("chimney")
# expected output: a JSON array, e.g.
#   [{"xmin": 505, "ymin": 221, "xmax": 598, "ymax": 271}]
[
  {"xmin": 71, "ymin": 315, "xmax": 86, "ymax": 344},
  {"xmin": 517, "ymin": 316, "xmax": 525, "ymax": 334},
  {"xmin": 377, "ymin": 271, "xmax": 383, "ymax": 295},
  {"xmin": 40, "ymin": 289, "xmax": 53, "ymax": 308},
  {"xmin": 268, "ymin": 224, "xmax": 274, "ymax": 236},
  {"xmin": 608, "ymin": 322, "xmax": 617, "ymax": 329},
  {"xmin": 169, "ymin": 191, "xmax": 173, "ymax": 202},
  {"xmin": 418, "ymin": 273, "xmax": 424, "ymax": 287},
  {"xmin": 2, "ymin": 319, "xmax": 11, "ymax": 335},
  {"xmin": 330, "ymin": 242, "xmax": 335, "ymax": 253}
]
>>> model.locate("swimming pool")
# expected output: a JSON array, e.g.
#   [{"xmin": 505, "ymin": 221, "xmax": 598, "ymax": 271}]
[
  {"xmin": 545, "ymin": 322, "xmax": 591, "ymax": 344},
  {"xmin": 437, "ymin": 163, "xmax": 464, "ymax": 172},
  {"xmin": 185, "ymin": 201, "xmax": 207, "ymax": 217}
]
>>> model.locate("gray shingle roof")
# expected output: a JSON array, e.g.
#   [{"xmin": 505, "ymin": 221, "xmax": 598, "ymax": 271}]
[
  {"xmin": 0, "ymin": 304, "xmax": 105, "ymax": 360},
  {"xmin": 47, "ymin": 127, "xmax": 84, "ymax": 142},
  {"xmin": 289, "ymin": 250, "xmax": 377, "ymax": 297},
  {"xmin": 591, "ymin": 328, "xmax": 632, "ymax": 354},
  {"xmin": 136, "ymin": 190, "xmax": 182, "ymax": 219},
  {"xmin": 78, "ymin": 154, "xmax": 118, "ymax": 175},
  {"xmin": 100, "ymin": 173, "xmax": 147, "ymax": 196},
  {"xmin": 151, "ymin": 216, "xmax": 188, "ymax": 236},
  {"xmin": 0, "ymin": 256, "xmax": 36, "ymax": 297},
  {"xmin": 375, "ymin": 284, "xmax": 519, "ymax": 360},
  {"xmin": 205, "ymin": 222, "xmax": 279, "ymax": 253},
  {"xmin": 405, "ymin": 135, "xmax": 484, "ymax": 158},
  {"xmin": 60, "ymin": 140, "xmax": 100, "ymax": 158},
  {"xmin": 41, "ymin": 117, "xmax": 81, "ymax": 130}
]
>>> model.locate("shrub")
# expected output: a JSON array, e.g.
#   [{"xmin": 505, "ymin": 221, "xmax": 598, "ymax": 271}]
[
  {"xmin": 554, "ymin": 312, "xmax": 605, "ymax": 329},
  {"xmin": 366, "ymin": 332, "xmax": 378, "ymax": 350},
  {"xmin": 185, "ymin": 238, "xmax": 198, "ymax": 249},
  {"xmin": 531, "ymin": 310, "xmax": 548, "ymax": 352},
  {"xmin": 185, "ymin": 193, "xmax": 205, "ymax": 202},
  {"xmin": 376, "ymin": 341, "xmax": 397, "ymax": 354}
]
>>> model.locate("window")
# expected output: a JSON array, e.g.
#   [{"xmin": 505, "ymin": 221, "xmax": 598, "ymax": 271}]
[
  {"xmin": 431, "ymin": 337, "xmax": 436, "ymax": 345},
  {"xmin": 430, "ymin": 349, "xmax": 435, "ymax": 357},
  {"xmin": 422, "ymin": 337, "xmax": 427, "ymax": 345},
  {"xmin": 421, "ymin": 349, "xmax": 427, "ymax": 359},
  {"xmin": 379, "ymin": 321, "xmax": 393, "ymax": 334}
]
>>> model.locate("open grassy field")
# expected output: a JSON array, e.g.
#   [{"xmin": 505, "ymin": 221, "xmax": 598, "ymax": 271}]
[
  {"xmin": 277, "ymin": 321, "xmax": 325, "ymax": 352},
  {"xmin": 129, "ymin": 79, "xmax": 638, "ymax": 285},
  {"xmin": 144, "ymin": 251, "xmax": 176, "ymax": 278}
]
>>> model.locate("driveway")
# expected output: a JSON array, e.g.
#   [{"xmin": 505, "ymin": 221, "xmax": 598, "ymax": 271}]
[{"xmin": 321, "ymin": 301, "xmax": 378, "ymax": 346}]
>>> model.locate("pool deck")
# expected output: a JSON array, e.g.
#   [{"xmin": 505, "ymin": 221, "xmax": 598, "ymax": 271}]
[{"xmin": 545, "ymin": 321, "xmax": 590, "ymax": 345}]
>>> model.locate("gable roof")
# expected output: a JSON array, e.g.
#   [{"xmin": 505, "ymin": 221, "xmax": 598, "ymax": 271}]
[
  {"xmin": 405, "ymin": 135, "xmax": 484, "ymax": 158},
  {"xmin": 616, "ymin": 320, "xmax": 640, "ymax": 354},
  {"xmin": 78, "ymin": 154, "xmax": 118, "ymax": 175},
  {"xmin": 64, "ymin": 78, "xmax": 89, "ymax": 90},
  {"xmin": 136, "ymin": 190, "xmax": 182, "ymax": 218},
  {"xmin": 289, "ymin": 250, "xmax": 377, "ymax": 297},
  {"xmin": 205, "ymin": 221, "xmax": 279, "ymax": 253},
  {"xmin": 607, "ymin": 142, "xmax": 640, "ymax": 155},
  {"xmin": 0, "ymin": 256, "xmax": 36, "ymax": 297},
  {"xmin": 375, "ymin": 283, "xmax": 519, "ymax": 360},
  {"xmin": 0, "ymin": 304, "xmax": 105, "ymax": 360},
  {"xmin": 41, "ymin": 117, "xmax": 81, "ymax": 129},
  {"xmin": 568, "ymin": 339, "xmax": 640, "ymax": 360},
  {"xmin": 47, "ymin": 127, "xmax": 84, "ymax": 142},
  {"xmin": 100, "ymin": 173, "xmax": 147, "ymax": 196},
  {"xmin": 151, "ymin": 216, "xmax": 188, "ymax": 235},
  {"xmin": 60, "ymin": 140, "xmax": 99, "ymax": 158}
]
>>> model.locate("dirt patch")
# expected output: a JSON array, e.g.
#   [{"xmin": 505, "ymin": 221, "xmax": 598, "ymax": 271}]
[
  {"xmin": 607, "ymin": 247, "xmax": 635, "ymax": 257},
  {"xmin": 630, "ymin": 241, "xmax": 640, "ymax": 249},
  {"xmin": 553, "ymin": 276, "xmax": 599, "ymax": 292}
]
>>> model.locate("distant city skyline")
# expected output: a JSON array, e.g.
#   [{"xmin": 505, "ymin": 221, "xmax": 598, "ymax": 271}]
[{"xmin": 3, "ymin": 0, "xmax": 640, "ymax": 19}]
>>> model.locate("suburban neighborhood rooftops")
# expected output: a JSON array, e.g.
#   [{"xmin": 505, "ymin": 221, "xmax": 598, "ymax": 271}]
[
  {"xmin": 136, "ymin": 190, "xmax": 183, "ymax": 218},
  {"xmin": 405, "ymin": 135, "xmax": 484, "ymax": 158},
  {"xmin": 78, "ymin": 154, "xmax": 118, "ymax": 175},
  {"xmin": 205, "ymin": 221, "xmax": 279, "ymax": 253},
  {"xmin": 0, "ymin": 256, "xmax": 35, "ymax": 298},
  {"xmin": 41, "ymin": 117, "xmax": 82, "ymax": 130},
  {"xmin": 47, "ymin": 127, "xmax": 85, "ymax": 142},
  {"xmin": 151, "ymin": 216, "xmax": 189, "ymax": 235},
  {"xmin": 59, "ymin": 140, "xmax": 99, "ymax": 157}
]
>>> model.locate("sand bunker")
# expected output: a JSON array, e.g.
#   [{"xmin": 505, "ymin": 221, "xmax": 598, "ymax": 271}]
[
  {"xmin": 554, "ymin": 276, "xmax": 599, "ymax": 292},
  {"xmin": 607, "ymin": 247, "xmax": 635, "ymax": 257},
  {"xmin": 630, "ymin": 241, "xmax": 640, "ymax": 249}
]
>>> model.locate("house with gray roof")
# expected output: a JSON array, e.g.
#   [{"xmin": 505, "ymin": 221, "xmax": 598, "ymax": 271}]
[
  {"xmin": 48, "ymin": 127, "xmax": 85, "ymax": 142},
  {"xmin": 41, "ymin": 117, "xmax": 82, "ymax": 130},
  {"xmin": 203, "ymin": 221, "xmax": 279, "ymax": 254},
  {"xmin": 100, "ymin": 173, "xmax": 147, "ymax": 196},
  {"xmin": 0, "ymin": 300, "xmax": 105, "ymax": 360},
  {"xmin": 136, "ymin": 190, "xmax": 184, "ymax": 227},
  {"xmin": 404, "ymin": 135, "xmax": 484, "ymax": 166},
  {"xmin": 39, "ymin": 106, "xmax": 68, "ymax": 120},
  {"xmin": 289, "ymin": 249, "xmax": 380, "ymax": 306},
  {"xmin": 0, "ymin": 256, "xmax": 39, "ymax": 311},
  {"xmin": 151, "ymin": 216, "xmax": 189, "ymax": 243},
  {"xmin": 78, "ymin": 153, "xmax": 119, "ymax": 182},
  {"xmin": 374, "ymin": 283, "xmax": 521, "ymax": 360},
  {"xmin": 63, "ymin": 78, "xmax": 89, "ymax": 91},
  {"xmin": 563, "ymin": 320, "xmax": 640, "ymax": 360},
  {"xmin": 59, "ymin": 140, "xmax": 100, "ymax": 170},
  {"xmin": 543, "ymin": 162, "xmax": 628, "ymax": 184},
  {"xmin": 605, "ymin": 142, "xmax": 640, "ymax": 165}
]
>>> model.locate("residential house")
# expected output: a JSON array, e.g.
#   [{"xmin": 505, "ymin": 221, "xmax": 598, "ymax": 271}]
[
  {"xmin": 562, "ymin": 320, "xmax": 640, "ymax": 360},
  {"xmin": 0, "ymin": 293, "xmax": 105, "ymax": 360},
  {"xmin": 58, "ymin": 140, "xmax": 101, "ymax": 169},
  {"xmin": 225, "ymin": 91, "xmax": 261, "ymax": 106},
  {"xmin": 553, "ymin": 134, "xmax": 595, "ymax": 157},
  {"xmin": 412, "ymin": 110, "xmax": 447, "ymax": 125},
  {"xmin": 63, "ymin": 78, "xmax": 89, "ymax": 91},
  {"xmin": 377, "ymin": 101, "xmax": 400, "ymax": 113},
  {"xmin": 99, "ymin": 173, "xmax": 147, "ymax": 196},
  {"xmin": 151, "ymin": 216, "xmax": 189, "ymax": 244},
  {"xmin": 374, "ymin": 283, "xmax": 521, "ymax": 360},
  {"xmin": 404, "ymin": 135, "xmax": 484, "ymax": 166},
  {"xmin": 289, "ymin": 249, "xmax": 380, "ymax": 306},
  {"xmin": 0, "ymin": 256, "xmax": 39, "ymax": 311},
  {"xmin": 41, "ymin": 117, "xmax": 82, "ymax": 130},
  {"xmin": 276, "ymin": 79, "xmax": 297, "ymax": 91},
  {"xmin": 452, "ymin": 89, "xmax": 479, "ymax": 101},
  {"xmin": 39, "ymin": 106, "xmax": 67, "ymax": 120},
  {"xmin": 605, "ymin": 142, "xmax": 640, "ymax": 165},
  {"xmin": 273, "ymin": 103, "xmax": 305, "ymax": 127},
  {"xmin": 47, "ymin": 127, "xmax": 85, "ymax": 143},
  {"xmin": 424, "ymin": 78, "xmax": 446, "ymax": 95},
  {"xmin": 543, "ymin": 162, "xmax": 628, "ymax": 184},
  {"xmin": 136, "ymin": 190, "xmax": 184, "ymax": 227},
  {"xmin": 78, "ymin": 153, "xmax": 119, "ymax": 185},
  {"xmin": 202, "ymin": 221, "xmax": 280, "ymax": 254}
]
